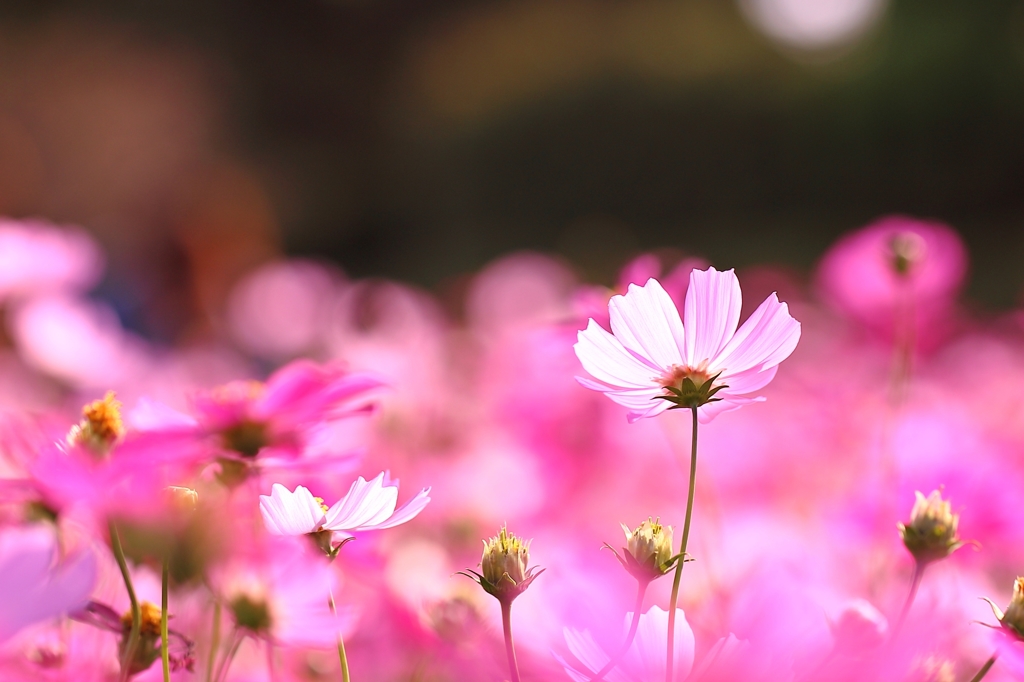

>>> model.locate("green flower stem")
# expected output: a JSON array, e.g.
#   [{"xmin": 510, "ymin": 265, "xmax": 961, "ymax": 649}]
[
  {"xmin": 162, "ymin": 560, "xmax": 171, "ymax": 682},
  {"xmin": 890, "ymin": 561, "xmax": 924, "ymax": 643},
  {"xmin": 587, "ymin": 579, "xmax": 649, "ymax": 682},
  {"xmin": 666, "ymin": 407, "xmax": 699, "ymax": 682},
  {"xmin": 500, "ymin": 599, "xmax": 523, "ymax": 682},
  {"xmin": 328, "ymin": 587, "xmax": 351, "ymax": 682},
  {"xmin": 205, "ymin": 600, "xmax": 222, "ymax": 682},
  {"xmin": 109, "ymin": 522, "xmax": 141, "ymax": 682},
  {"xmin": 969, "ymin": 655, "xmax": 997, "ymax": 682}
]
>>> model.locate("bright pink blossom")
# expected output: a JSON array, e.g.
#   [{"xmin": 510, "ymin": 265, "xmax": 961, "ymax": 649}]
[{"xmin": 574, "ymin": 267, "xmax": 801, "ymax": 423}]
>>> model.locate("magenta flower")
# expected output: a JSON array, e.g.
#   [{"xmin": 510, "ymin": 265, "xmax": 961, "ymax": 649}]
[
  {"xmin": 815, "ymin": 215, "xmax": 967, "ymax": 350},
  {"xmin": 0, "ymin": 525, "xmax": 96, "ymax": 643},
  {"xmin": 260, "ymin": 472, "xmax": 431, "ymax": 549},
  {"xmin": 574, "ymin": 267, "xmax": 801, "ymax": 423},
  {"xmin": 193, "ymin": 360, "xmax": 384, "ymax": 460}
]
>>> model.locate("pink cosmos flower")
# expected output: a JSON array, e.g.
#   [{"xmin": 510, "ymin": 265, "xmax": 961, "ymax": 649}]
[
  {"xmin": 260, "ymin": 472, "xmax": 431, "ymax": 546},
  {"xmin": 574, "ymin": 267, "xmax": 801, "ymax": 423},
  {"xmin": 0, "ymin": 525, "xmax": 96, "ymax": 643}
]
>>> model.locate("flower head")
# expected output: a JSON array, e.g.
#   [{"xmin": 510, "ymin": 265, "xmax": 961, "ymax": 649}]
[
  {"xmin": 606, "ymin": 518, "xmax": 677, "ymax": 584},
  {"xmin": 460, "ymin": 526, "xmax": 543, "ymax": 604},
  {"xmin": 898, "ymin": 490, "xmax": 965, "ymax": 566},
  {"xmin": 259, "ymin": 472, "xmax": 431, "ymax": 556},
  {"xmin": 574, "ymin": 267, "xmax": 800, "ymax": 423}
]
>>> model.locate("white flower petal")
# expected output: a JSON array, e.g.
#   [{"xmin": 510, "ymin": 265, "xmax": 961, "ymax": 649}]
[
  {"xmin": 713, "ymin": 293, "xmax": 800, "ymax": 374},
  {"xmin": 683, "ymin": 268, "xmax": 742, "ymax": 366},
  {"xmin": 576, "ymin": 319, "xmax": 662, "ymax": 389},
  {"xmin": 608, "ymin": 279, "xmax": 685, "ymax": 368},
  {"xmin": 259, "ymin": 484, "xmax": 325, "ymax": 536}
]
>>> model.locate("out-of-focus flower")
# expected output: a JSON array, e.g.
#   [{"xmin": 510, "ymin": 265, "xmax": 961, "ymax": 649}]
[
  {"xmin": 574, "ymin": 267, "xmax": 801, "ymax": 423},
  {"xmin": 606, "ymin": 518, "xmax": 677, "ymax": 584},
  {"xmin": 0, "ymin": 219, "xmax": 103, "ymax": 302},
  {"xmin": 192, "ymin": 360, "xmax": 383, "ymax": 461},
  {"xmin": 215, "ymin": 540, "xmax": 355, "ymax": 649},
  {"xmin": 815, "ymin": 215, "xmax": 967, "ymax": 351},
  {"xmin": 555, "ymin": 606, "xmax": 694, "ymax": 682},
  {"xmin": 460, "ymin": 526, "xmax": 543, "ymax": 604},
  {"xmin": 830, "ymin": 599, "xmax": 888, "ymax": 655},
  {"xmin": 0, "ymin": 525, "xmax": 96, "ymax": 643},
  {"xmin": 71, "ymin": 601, "xmax": 194, "ymax": 675},
  {"xmin": 259, "ymin": 472, "xmax": 431, "ymax": 554},
  {"xmin": 898, "ymin": 490, "xmax": 965, "ymax": 566}
]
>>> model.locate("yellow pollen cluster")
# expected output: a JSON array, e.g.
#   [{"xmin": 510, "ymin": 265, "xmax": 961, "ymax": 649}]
[
  {"xmin": 82, "ymin": 391, "xmax": 125, "ymax": 442},
  {"xmin": 67, "ymin": 391, "xmax": 125, "ymax": 454},
  {"xmin": 315, "ymin": 496, "xmax": 329, "ymax": 514},
  {"xmin": 121, "ymin": 602, "xmax": 164, "ymax": 636}
]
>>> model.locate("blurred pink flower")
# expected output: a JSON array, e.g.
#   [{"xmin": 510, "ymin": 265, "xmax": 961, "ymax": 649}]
[
  {"xmin": 260, "ymin": 472, "xmax": 430, "ymax": 546},
  {"xmin": 574, "ymin": 267, "xmax": 801, "ymax": 423},
  {"xmin": 0, "ymin": 219, "xmax": 103, "ymax": 302},
  {"xmin": 214, "ymin": 539, "xmax": 354, "ymax": 649},
  {"xmin": 815, "ymin": 215, "xmax": 967, "ymax": 350},
  {"xmin": 0, "ymin": 525, "xmax": 96, "ymax": 643},
  {"xmin": 555, "ymin": 606, "xmax": 694, "ymax": 682}
]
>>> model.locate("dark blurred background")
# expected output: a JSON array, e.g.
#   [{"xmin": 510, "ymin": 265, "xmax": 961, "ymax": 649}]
[{"xmin": 2, "ymin": 0, "xmax": 1024, "ymax": 340}]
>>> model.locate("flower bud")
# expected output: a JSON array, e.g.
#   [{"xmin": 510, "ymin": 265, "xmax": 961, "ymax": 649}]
[
  {"xmin": 984, "ymin": 577, "xmax": 1024, "ymax": 641},
  {"xmin": 459, "ymin": 525, "xmax": 543, "ymax": 604},
  {"xmin": 897, "ymin": 490, "xmax": 963, "ymax": 565},
  {"xmin": 609, "ymin": 518, "xmax": 676, "ymax": 584}
]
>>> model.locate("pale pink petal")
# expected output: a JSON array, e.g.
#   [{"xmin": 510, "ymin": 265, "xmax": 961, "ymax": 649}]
[
  {"xmin": 575, "ymin": 320, "xmax": 662, "ymax": 389},
  {"xmin": 361, "ymin": 487, "xmax": 431, "ymax": 530},
  {"xmin": 607, "ymin": 279, "xmax": 685, "ymax": 368},
  {"xmin": 719, "ymin": 364, "xmax": 779, "ymax": 396},
  {"xmin": 697, "ymin": 396, "xmax": 763, "ymax": 424},
  {"xmin": 713, "ymin": 293, "xmax": 800, "ymax": 374},
  {"xmin": 626, "ymin": 607, "xmax": 694, "ymax": 682},
  {"xmin": 0, "ymin": 527, "xmax": 96, "ymax": 643},
  {"xmin": 683, "ymin": 268, "xmax": 742, "ymax": 365},
  {"xmin": 259, "ymin": 484, "xmax": 325, "ymax": 536},
  {"xmin": 324, "ymin": 473, "xmax": 397, "ymax": 530}
]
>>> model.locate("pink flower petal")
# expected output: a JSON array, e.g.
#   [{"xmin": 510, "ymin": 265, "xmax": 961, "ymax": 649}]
[
  {"xmin": 608, "ymin": 279, "xmax": 685, "ymax": 369},
  {"xmin": 575, "ymin": 320, "xmax": 662, "ymax": 389},
  {"xmin": 714, "ymin": 293, "xmax": 800, "ymax": 375},
  {"xmin": 259, "ymin": 484, "xmax": 326, "ymax": 536},
  {"xmin": 683, "ymin": 268, "xmax": 742, "ymax": 365}
]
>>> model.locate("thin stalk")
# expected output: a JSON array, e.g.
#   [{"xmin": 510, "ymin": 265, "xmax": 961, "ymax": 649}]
[
  {"xmin": 161, "ymin": 560, "xmax": 171, "ymax": 682},
  {"xmin": 587, "ymin": 580, "xmax": 649, "ymax": 682},
  {"xmin": 328, "ymin": 587, "xmax": 351, "ymax": 682},
  {"xmin": 500, "ymin": 599, "xmax": 522, "ymax": 682},
  {"xmin": 205, "ymin": 600, "xmax": 222, "ymax": 682},
  {"xmin": 109, "ymin": 522, "xmax": 141, "ymax": 682},
  {"xmin": 968, "ymin": 655, "xmax": 997, "ymax": 682},
  {"xmin": 213, "ymin": 629, "xmax": 243, "ymax": 682},
  {"xmin": 890, "ymin": 561, "xmax": 925, "ymax": 643},
  {"xmin": 665, "ymin": 407, "xmax": 699, "ymax": 682}
]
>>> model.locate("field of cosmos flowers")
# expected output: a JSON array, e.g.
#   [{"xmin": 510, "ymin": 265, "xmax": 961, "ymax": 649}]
[{"xmin": 3, "ymin": 214, "xmax": 1024, "ymax": 682}]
